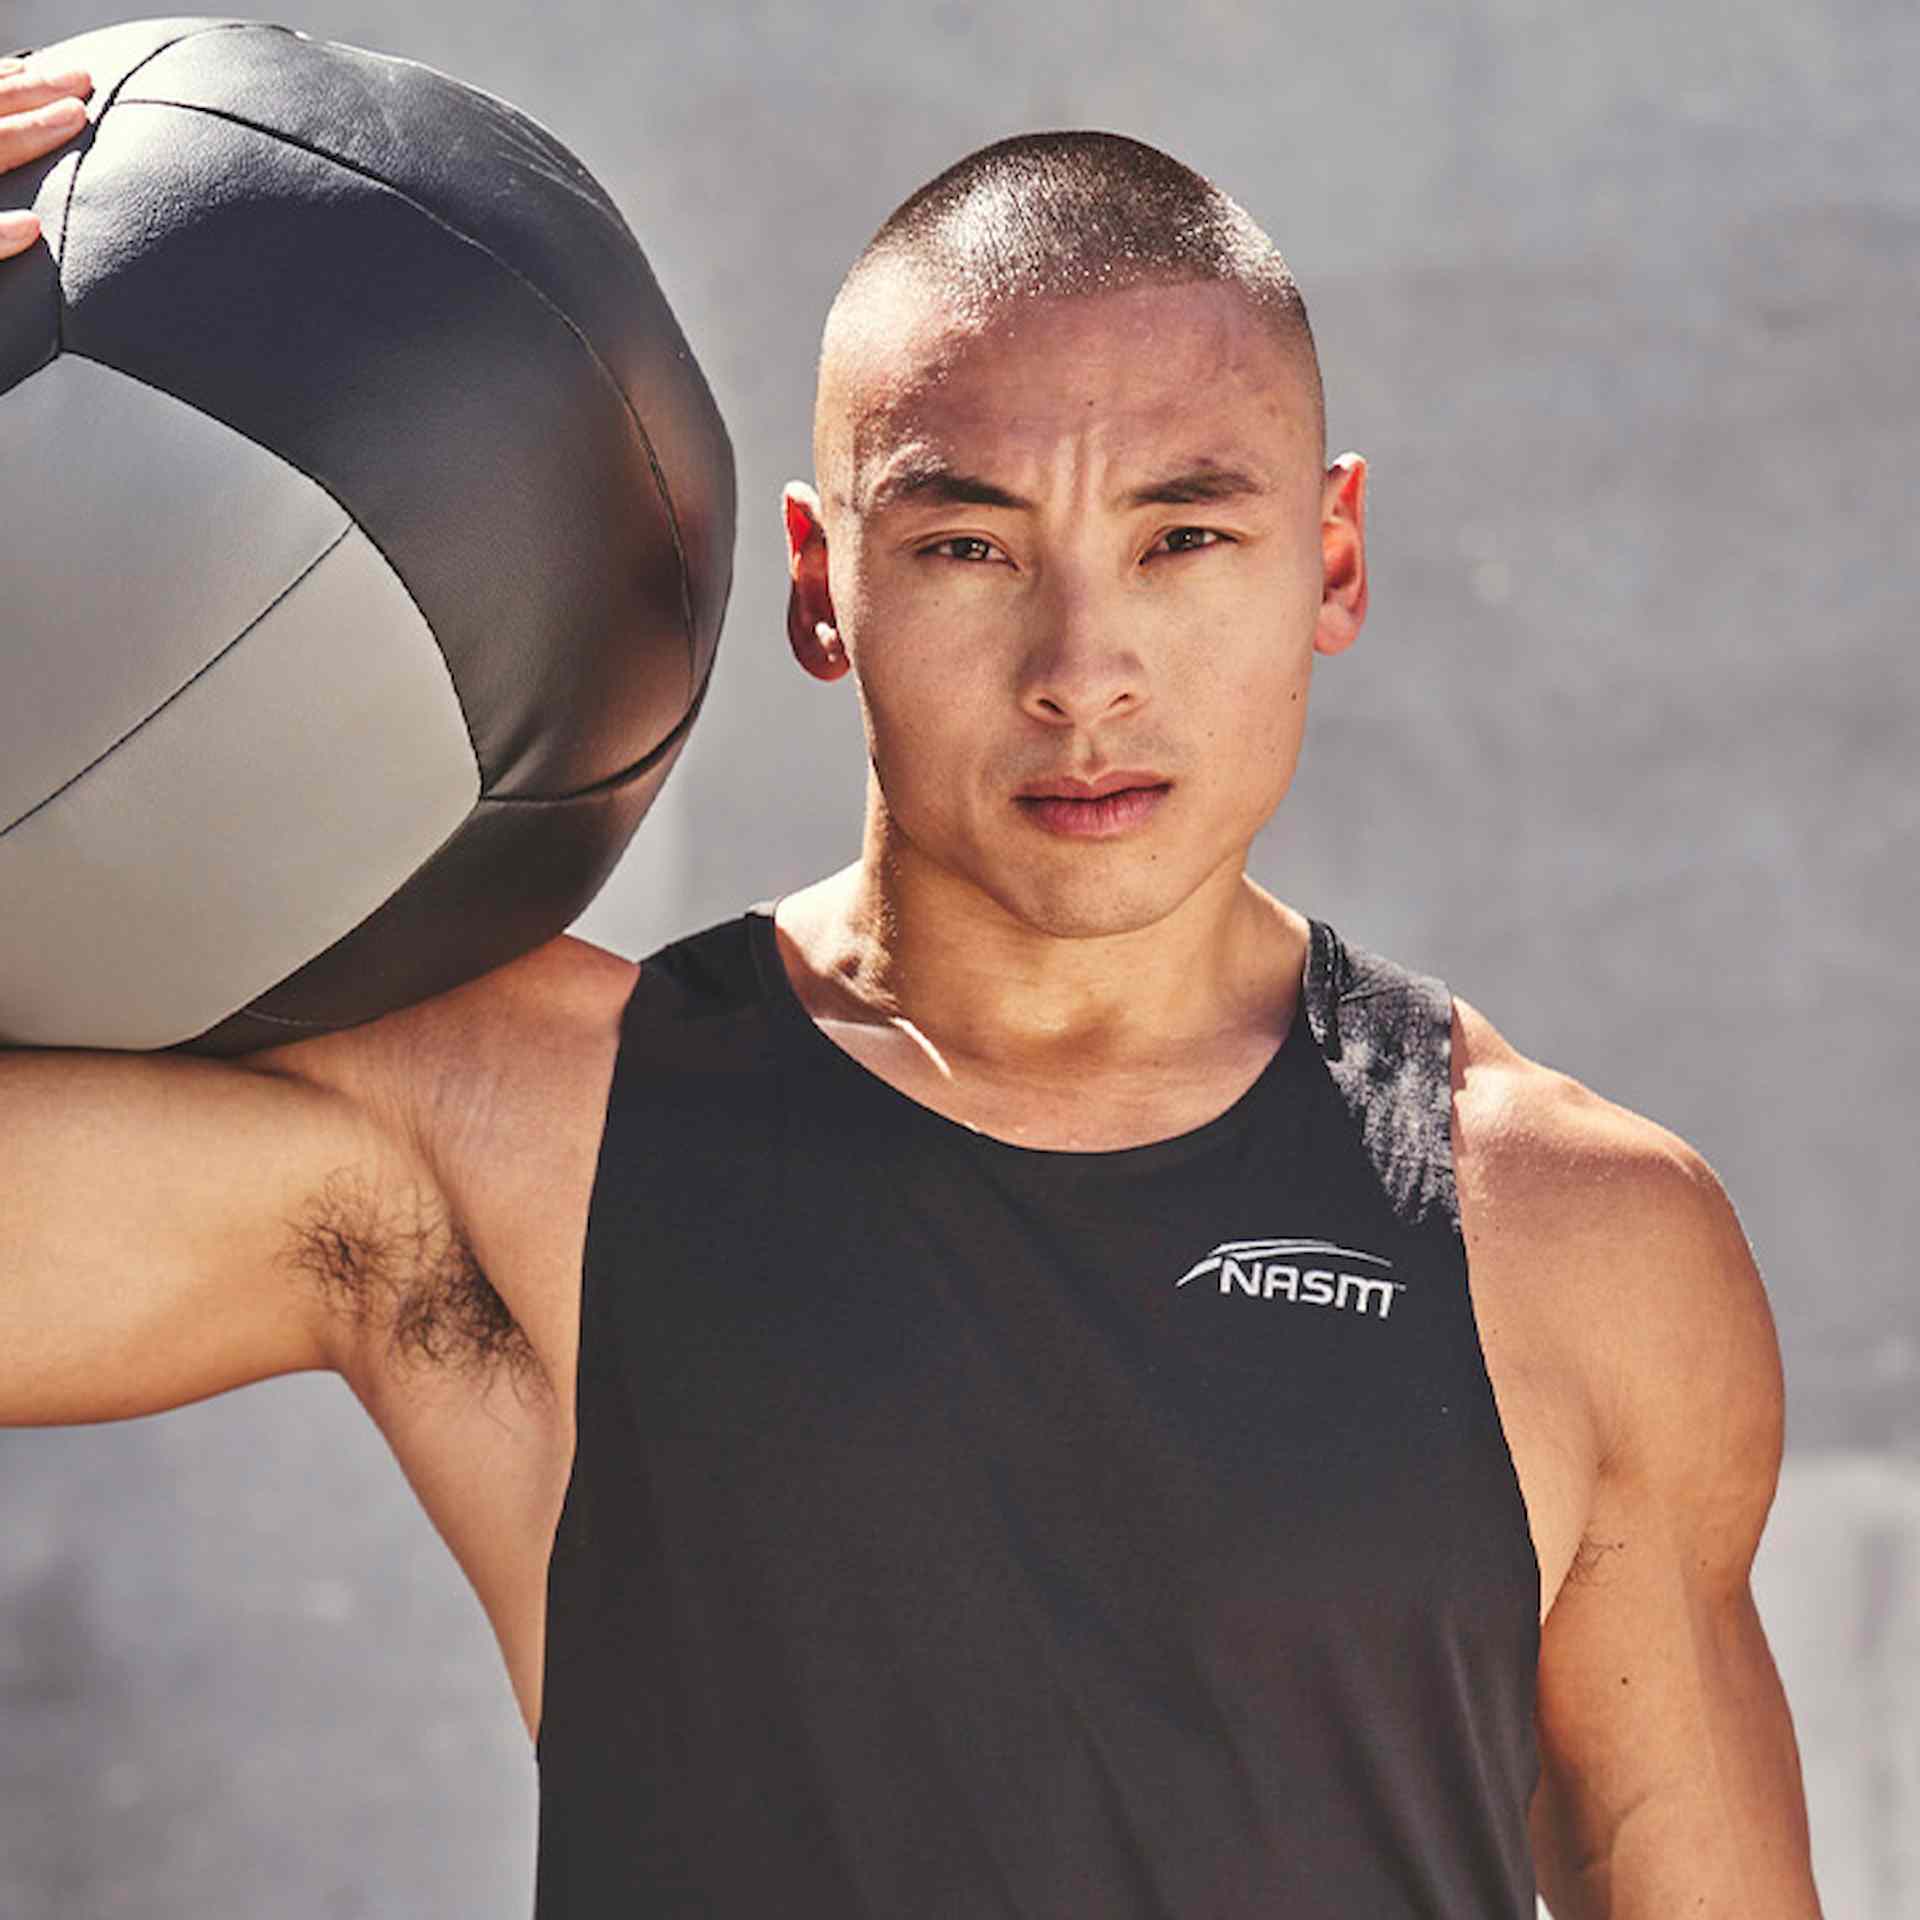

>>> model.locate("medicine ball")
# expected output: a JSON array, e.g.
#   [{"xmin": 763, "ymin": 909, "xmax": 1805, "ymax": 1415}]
[{"xmin": 0, "ymin": 16, "xmax": 733, "ymax": 1055}]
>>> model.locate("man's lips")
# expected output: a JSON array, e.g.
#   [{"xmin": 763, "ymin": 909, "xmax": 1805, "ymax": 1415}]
[
  {"xmin": 1016, "ymin": 771, "xmax": 1170, "ymax": 801},
  {"xmin": 1014, "ymin": 772, "xmax": 1172, "ymax": 838}
]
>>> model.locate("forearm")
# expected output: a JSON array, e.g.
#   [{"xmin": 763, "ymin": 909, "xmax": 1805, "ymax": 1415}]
[
  {"xmin": 1530, "ymin": 1583, "xmax": 1823, "ymax": 1919},
  {"xmin": 1693, "ymin": 1583, "xmax": 1823, "ymax": 1918}
]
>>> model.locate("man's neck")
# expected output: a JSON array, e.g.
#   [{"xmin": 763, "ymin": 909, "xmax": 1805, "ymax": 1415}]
[{"xmin": 772, "ymin": 829, "xmax": 1308, "ymax": 1083}]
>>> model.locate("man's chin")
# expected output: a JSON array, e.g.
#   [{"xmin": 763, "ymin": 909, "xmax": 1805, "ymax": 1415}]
[
  {"xmin": 873, "ymin": 809, "xmax": 1244, "ymax": 943},
  {"xmin": 974, "ymin": 867, "xmax": 1203, "ymax": 943}
]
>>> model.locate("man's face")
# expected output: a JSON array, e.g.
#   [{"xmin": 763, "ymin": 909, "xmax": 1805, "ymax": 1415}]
[{"xmin": 788, "ymin": 275, "xmax": 1365, "ymax": 941}]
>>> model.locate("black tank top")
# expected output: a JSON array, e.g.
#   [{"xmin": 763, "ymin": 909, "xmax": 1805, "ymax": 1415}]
[{"xmin": 535, "ymin": 908, "xmax": 1541, "ymax": 1917}]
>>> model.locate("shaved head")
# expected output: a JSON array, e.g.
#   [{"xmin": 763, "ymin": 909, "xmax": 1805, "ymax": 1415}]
[
  {"xmin": 782, "ymin": 133, "xmax": 1367, "ymax": 954},
  {"xmin": 817, "ymin": 130, "xmax": 1325, "ymax": 503}
]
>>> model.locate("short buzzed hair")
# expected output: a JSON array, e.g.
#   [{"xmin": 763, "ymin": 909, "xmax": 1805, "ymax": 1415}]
[{"xmin": 829, "ymin": 130, "xmax": 1325, "ymax": 456}]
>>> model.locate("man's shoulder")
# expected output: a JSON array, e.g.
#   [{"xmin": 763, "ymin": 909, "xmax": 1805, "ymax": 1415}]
[
  {"xmin": 1448, "ymin": 992, "xmax": 1722, "ymax": 1225},
  {"xmin": 1443, "ymin": 998, "xmax": 1735, "ymax": 1267},
  {"xmin": 318, "ymin": 909, "xmax": 777, "ymax": 1141},
  {"xmin": 1447, "ymin": 993, "xmax": 1776, "ymax": 1478},
  {"xmin": 251, "ymin": 931, "xmax": 641, "ymax": 1195}
]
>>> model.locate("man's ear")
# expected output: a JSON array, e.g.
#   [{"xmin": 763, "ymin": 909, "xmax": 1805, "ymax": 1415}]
[
  {"xmin": 783, "ymin": 482, "xmax": 850, "ymax": 682},
  {"xmin": 1314, "ymin": 453, "xmax": 1368, "ymax": 657}
]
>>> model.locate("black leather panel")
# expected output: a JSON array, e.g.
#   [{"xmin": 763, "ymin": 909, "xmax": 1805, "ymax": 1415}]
[
  {"xmin": 0, "ymin": 180, "xmax": 57, "ymax": 393},
  {"xmin": 7, "ymin": 18, "xmax": 248, "ymax": 101},
  {"xmin": 1, "ymin": 17, "xmax": 234, "ymax": 390}
]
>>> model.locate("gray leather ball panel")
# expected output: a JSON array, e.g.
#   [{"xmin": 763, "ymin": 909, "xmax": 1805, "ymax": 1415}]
[
  {"xmin": 0, "ymin": 525, "xmax": 478, "ymax": 1050},
  {"xmin": 0, "ymin": 356, "xmax": 358, "ymax": 834}
]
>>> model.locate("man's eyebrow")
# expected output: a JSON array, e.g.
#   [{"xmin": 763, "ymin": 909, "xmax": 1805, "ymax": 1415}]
[
  {"xmin": 863, "ymin": 460, "xmax": 1033, "ymax": 515},
  {"xmin": 1119, "ymin": 465, "xmax": 1271, "ymax": 508},
  {"xmin": 860, "ymin": 458, "xmax": 1272, "ymax": 516}
]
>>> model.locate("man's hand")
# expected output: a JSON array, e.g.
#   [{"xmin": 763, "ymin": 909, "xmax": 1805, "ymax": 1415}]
[{"xmin": 0, "ymin": 56, "xmax": 93, "ymax": 258}]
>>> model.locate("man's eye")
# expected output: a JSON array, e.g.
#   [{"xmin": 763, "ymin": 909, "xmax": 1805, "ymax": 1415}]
[
  {"xmin": 923, "ymin": 536, "xmax": 1000, "ymax": 563},
  {"xmin": 1151, "ymin": 526, "xmax": 1225, "ymax": 557}
]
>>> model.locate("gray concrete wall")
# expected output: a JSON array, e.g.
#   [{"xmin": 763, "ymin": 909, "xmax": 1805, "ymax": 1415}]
[{"xmin": 2, "ymin": 0, "xmax": 1911, "ymax": 1911}]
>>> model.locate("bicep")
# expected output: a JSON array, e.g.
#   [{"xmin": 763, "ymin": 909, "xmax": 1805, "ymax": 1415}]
[
  {"xmin": 1530, "ymin": 1148, "xmax": 1821, "ymax": 1917},
  {"xmin": 0, "ymin": 1045, "xmax": 426, "ymax": 1425}
]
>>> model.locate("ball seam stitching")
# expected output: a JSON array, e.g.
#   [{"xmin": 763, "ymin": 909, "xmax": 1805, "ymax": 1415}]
[
  {"xmin": 0, "ymin": 517, "xmax": 355, "ymax": 840},
  {"xmin": 51, "ymin": 22, "xmax": 260, "ymax": 358}
]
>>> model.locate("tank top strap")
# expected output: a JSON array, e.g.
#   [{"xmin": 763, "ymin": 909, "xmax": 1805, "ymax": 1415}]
[{"xmin": 1303, "ymin": 917, "xmax": 1460, "ymax": 1236}]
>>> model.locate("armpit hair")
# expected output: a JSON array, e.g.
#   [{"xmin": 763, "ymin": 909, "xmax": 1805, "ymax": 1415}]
[{"xmin": 281, "ymin": 1163, "xmax": 548, "ymax": 1402}]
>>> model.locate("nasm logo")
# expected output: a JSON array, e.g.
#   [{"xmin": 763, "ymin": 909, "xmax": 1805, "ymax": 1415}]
[{"xmin": 1176, "ymin": 1240, "xmax": 1405, "ymax": 1320}]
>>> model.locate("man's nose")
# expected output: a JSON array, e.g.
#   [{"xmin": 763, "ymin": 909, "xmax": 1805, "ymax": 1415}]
[{"xmin": 1015, "ymin": 579, "xmax": 1147, "ymax": 729}]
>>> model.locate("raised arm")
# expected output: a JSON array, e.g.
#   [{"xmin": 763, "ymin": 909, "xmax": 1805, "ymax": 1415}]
[
  {"xmin": 0, "ymin": 1038, "xmax": 446, "ymax": 1426},
  {"xmin": 0, "ymin": 60, "xmax": 501, "ymax": 1432}
]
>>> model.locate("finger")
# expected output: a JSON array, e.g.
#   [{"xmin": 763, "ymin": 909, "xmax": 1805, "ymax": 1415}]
[
  {"xmin": 0, "ymin": 94, "xmax": 89, "ymax": 173},
  {"xmin": 0, "ymin": 65, "xmax": 94, "ymax": 111},
  {"xmin": 0, "ymin": 208, "xmax": 41, "ymax": 258}
]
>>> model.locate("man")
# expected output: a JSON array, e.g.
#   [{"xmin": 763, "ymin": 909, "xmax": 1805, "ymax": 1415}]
[{"xmin": 1, "ymin": 57, "xmax": 1822, "ymax": 1917}]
